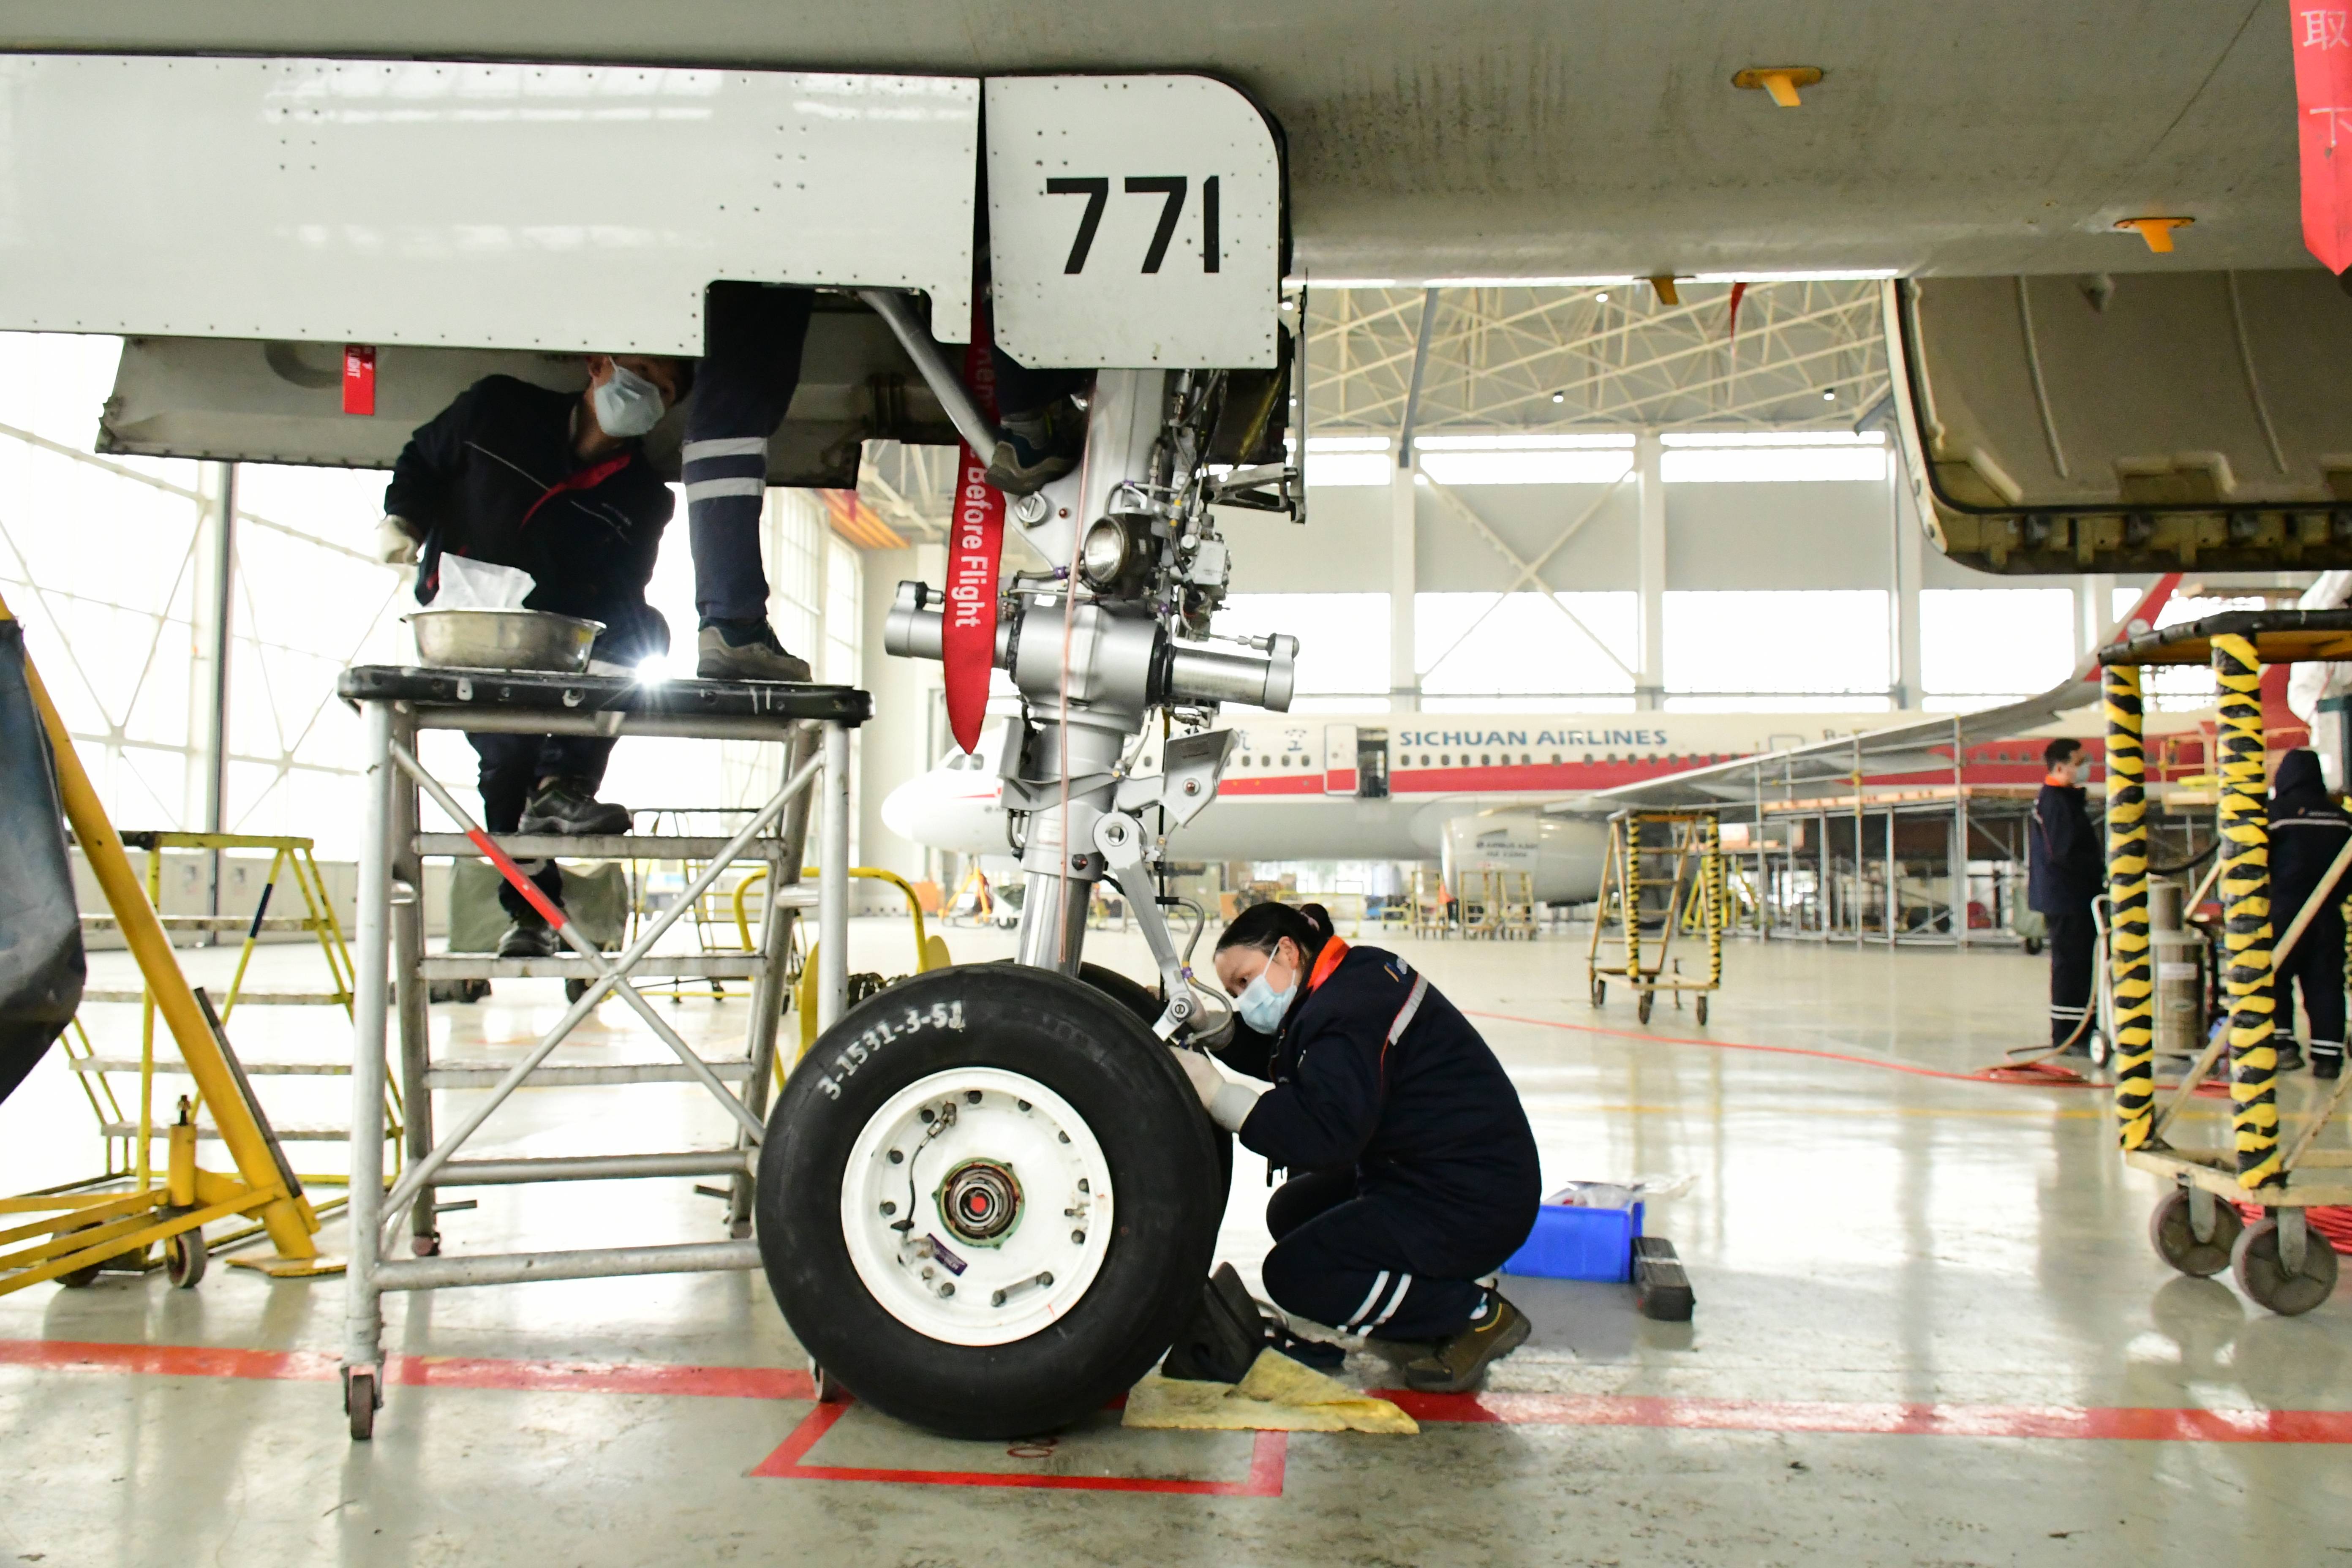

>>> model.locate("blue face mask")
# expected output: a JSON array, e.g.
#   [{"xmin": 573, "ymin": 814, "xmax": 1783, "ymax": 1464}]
[
  {"xmin": 591, "ymin": 360, "xmax": 667, "ymax": 438},
  {"xmin": 1233, "ymin": 953, "xmax": 1296, "ymax": 1034}
]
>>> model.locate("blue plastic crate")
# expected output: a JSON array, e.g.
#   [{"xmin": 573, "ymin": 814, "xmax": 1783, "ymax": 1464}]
[{"xmin": 1500, "ymin": 1200, "xmax": 1644, "ymax": 1282}]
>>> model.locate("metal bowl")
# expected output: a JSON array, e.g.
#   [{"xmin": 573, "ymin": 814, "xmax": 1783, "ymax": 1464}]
[{"xmin": 404, "ymin": 608, "xmax": 604, "ymax": 673}]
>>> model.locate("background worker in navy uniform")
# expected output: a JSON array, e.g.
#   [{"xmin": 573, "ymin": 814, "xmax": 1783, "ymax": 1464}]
[
  {"xmin": 377, "ymin": 354, "xmax": 686, "ymax": 958},
  {"xmin": 2029, "ymin": 738, "xmax": 2104, "ymax": 1054},
  {"xmin": 1174, "ymin": 902, "xmax": 1542, "ymax": 1393},
  {"xmin": 2266, "ymin": 749, "xmax": 2349, "ymax": 1078}
]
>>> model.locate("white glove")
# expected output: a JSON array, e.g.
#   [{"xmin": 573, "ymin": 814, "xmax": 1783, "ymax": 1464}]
[
  {"xmin": 1171, "ymin": 1046, "xmax": 1266, "ymax": 1133},
  {"xmin": 376, "ymin": 515, "xmax": 421, "ymax": 565}
]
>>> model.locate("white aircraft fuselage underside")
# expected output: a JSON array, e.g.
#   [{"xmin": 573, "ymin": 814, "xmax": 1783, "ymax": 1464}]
[{"xmin": 0, "ymin": 5, "xmax": 2309, "ymax": 278}]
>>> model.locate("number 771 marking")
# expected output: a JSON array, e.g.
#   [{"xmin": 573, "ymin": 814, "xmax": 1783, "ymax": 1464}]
[{"xmin": 1043, "ymin": 175, "xmax": 1221, "ymax": 275}]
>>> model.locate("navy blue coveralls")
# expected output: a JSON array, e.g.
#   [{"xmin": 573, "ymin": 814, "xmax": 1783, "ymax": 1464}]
[
  {"xmin": 2268, "ymin": 750, "xmax": 2350, "ymax": 1067},
  {"xmin": 385, "ymin": 374, "xmax": 673, "ymax": 914},
  {"xmin": 1234, "ymin": 942, "xmax": 1541, "ymax": 1342},
  {"xmin": 2029, "ymin": 775, "xmax": 2103, "ymax": 1049}
]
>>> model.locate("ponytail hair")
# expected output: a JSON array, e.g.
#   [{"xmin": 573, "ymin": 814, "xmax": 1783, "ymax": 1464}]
[{"xmin": 1216, "ymin": 899, "xmax": 1333, "ymax": 963}]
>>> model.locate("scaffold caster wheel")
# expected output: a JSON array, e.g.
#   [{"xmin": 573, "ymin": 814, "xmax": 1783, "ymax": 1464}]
[
  {"xmin": 757, "ymin": 964, "xmax": 1224, "ymax": 1440},
  {"xmin": 56, "ymin": 1220, "xmax": 104, "ymax": 1288},
  {"xmin": 2088, "ymin": 1028, "xmax": 2111, "ymax": 1069},
  {"xmin": 810, "ymin": 1360, "xmax": 840, "ymax": 1403},
  {"xmin": 1637, "ymin": 991, "xmax": 1655, "ymax": 1024},
  {"xmin": 411, "ymin": 1233, "xmax": 441, "ymax": 1258},
  {"xmin": 164, "ymin": 1228, "xmax": 207, "ymax": 1289},
  {"xmin": 1695, "ymin": 996, "xmax": 1709, "ymax": 1027},
  {"xmin": 2231, "ymin": 1214, "xmax": 2339, "ymax": 1315},
  {"xmin": 2148, "ymin": 1188, "xmax": 2239, "ymax": 1277},
  {"xmin": 345, "ymin": 1367, "xmax": 380, "ymax": 1440},
  {"xmin": 565, "ymin": 977, "xmax": 591, "ymax": 1004},
  {"xmin": 1590, "ymin": 979, "xmax": 1606, "ymax": 1008}
]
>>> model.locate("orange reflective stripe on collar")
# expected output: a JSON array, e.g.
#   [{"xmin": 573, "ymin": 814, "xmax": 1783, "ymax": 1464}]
[{"xmin": 1304, "ymin": 936, "xmax": 1349, "ymax": 994}]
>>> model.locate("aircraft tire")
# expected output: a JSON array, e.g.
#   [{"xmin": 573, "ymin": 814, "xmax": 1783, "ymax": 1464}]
[{"xmin": 757, "ymin": 964, "xmax": 1224, "ymax": 1438}]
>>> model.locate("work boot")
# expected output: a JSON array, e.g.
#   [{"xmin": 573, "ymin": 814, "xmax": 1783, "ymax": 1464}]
[
  {"xmin": 1394, "ymin": 1291, "xmax": 1530, "ymax": 1394},
  {"xmin": 2275, "ymin": 1041, "xmax": 2308, "ymax": 1073},
  {"xmin": 696, "ymin": 620, "xmax": 814, "ymax": 683},
  {"xmin": 984, "ymin": 397, "xmax": 1085, "ymax": 495},
  {"xmin": 495, "ymin": 913, "xmax": 561, "ymax": 960},
  {"xmin": 2313, "ymin": 1048, "xmax": 2344, "ymax": 1081},
  {"xmin": 518, "ymin": 776, "xmax": 631, "ymax": 836}
]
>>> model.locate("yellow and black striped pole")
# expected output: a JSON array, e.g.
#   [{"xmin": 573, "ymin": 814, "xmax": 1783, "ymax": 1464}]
[
  {"xmin": 2105, "ymin": 663, "xmax": 2156, "ymax": 1149},
  {"xmin": 2212, "ymin": 633, "xmax": 2281, "ymax": 1187},
  {"xmin": 1703, "ymin": 814, "xmax": 1725, "ymax": 989}
]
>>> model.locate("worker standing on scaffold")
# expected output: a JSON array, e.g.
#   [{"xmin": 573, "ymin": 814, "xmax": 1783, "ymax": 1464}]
[
  {"xmin": 2030, "ymin": 738, "xmax": 2103, "ymax": 1055},
  {"xmin": 2265, "ymin": 748, "xmax": 2346, "ymax": 1078}
]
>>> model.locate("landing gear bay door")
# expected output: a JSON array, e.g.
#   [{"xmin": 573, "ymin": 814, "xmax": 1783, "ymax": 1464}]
[{"xmin": 985, "ymin": 75, "xmax": 1284, "ymax": 370}]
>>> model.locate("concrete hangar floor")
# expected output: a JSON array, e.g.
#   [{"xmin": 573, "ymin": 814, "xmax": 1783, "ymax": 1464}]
[{"xmin": 1, "ymin": 920, "xmax": 2341, "ymax": 1565}]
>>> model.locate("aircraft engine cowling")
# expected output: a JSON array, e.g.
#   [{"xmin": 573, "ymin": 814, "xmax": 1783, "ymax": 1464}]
[{"xmin": 1438, "ymin": 813, "xmax": 1607, "ymax": 907}]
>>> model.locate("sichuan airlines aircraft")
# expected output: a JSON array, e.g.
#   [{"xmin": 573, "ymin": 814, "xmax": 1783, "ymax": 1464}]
[{"xmin": 882, "ymin": 577, "xmax": 2230, "ymax": 904}]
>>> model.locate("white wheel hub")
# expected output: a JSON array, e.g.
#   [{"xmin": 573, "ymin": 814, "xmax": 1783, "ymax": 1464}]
[{"xmin": 839, "ymin": 1067, "xmax": 1115, "ymax": 1346}]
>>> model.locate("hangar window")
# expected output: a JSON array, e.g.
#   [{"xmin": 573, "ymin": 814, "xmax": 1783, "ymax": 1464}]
[
  {"xmin": 1416, "ymin": 433, "xmax": 1635, "ymax": 487},
  {"xmin": 1301, "ymin": 435, "xmax": 1395, "ymax": 488},
  {"xmin": 1919, "ymin": 588, "xmax": 2073, "ymax": 708},
  {"xmin": 1665, "ymin": 591, "xmax": 1890, "ymax": 708},
  {"xmin": 1215, "ymin": 593, "xmax": 1388, "ymax": 709},
  {"xmin": 1417, "ymin": 591, "xmax": 1636, "ymax": 704},
  {"xmin": 1661, "ymin": 430, "xmax": 1887, "ymax": 483}
]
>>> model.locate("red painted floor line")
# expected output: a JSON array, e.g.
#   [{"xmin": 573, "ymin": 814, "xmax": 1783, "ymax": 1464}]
[
  {"xmin": 751, "ymin": 1398, "xmax": 1290, "ymax": 1495},
  {"xmin": 0, "ymin": 1338, "xmax": 810, "ymax": 1400},
  {"xmin": 1383, "ymin": 1388, "xmax": 2352, "ymax": 1443},
  {"xmin": 1464, "ymin": 1009, "xmax": 2104, "ymax": 1088},
  {"xmin": 7, "ymin": 1338, "xmax": 2346, "ymax": 1446}
]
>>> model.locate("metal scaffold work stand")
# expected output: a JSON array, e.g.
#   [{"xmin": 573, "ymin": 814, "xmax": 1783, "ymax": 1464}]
[
  {"xmin": 1587, "ymin": 807, "xmax": 1726, "ymax": 1026},
  {"xmin": 2100, "ymin": 611, "xmax": 2352, "ymax": 1316},
  {"xmin": 334, "ymin": 664, "xmax": 866, "ymax": 1438}
]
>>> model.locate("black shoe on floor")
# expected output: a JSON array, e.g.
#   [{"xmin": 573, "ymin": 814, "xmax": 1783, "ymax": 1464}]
[
  {"xmin": 2315, "ymin": 1051, "xmax": 2344, "ymax": 1081},
  {"xmin": 2276, "ymin": 1042, "xmax": 2308, "ymax": 1073},
  {"xmin": 495, "ymin": 915, "xmax": 561, "ymax": 959},
  {"xmin": 518, "ymin": 776, "xmax": 631, "ymax": 836},
  {"xmin": 1394, "ymin": 1291, "xmax": 1531, "ymax": 1394},
  {"xmin": 984, "ymin": 397, "xmax": 1086, "ymax": 495}
]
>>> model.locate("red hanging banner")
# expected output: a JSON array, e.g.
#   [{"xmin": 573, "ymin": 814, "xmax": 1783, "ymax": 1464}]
[
  {"xmin": 942, "ymin": 305, "xmax": 1005, "ymax": 755},
  {"xmin": 342, "ymin": 343, "xmax": 377, "ymax": 415},
  {"xmin": 2294, "ymin": 5, "xmax": 2352, "ymax": 272}
]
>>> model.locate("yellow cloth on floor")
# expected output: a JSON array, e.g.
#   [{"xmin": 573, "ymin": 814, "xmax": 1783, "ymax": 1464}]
[{"xmin": 1122, "ymin": 1349, "xmax": 1418, "ymax": 1434}]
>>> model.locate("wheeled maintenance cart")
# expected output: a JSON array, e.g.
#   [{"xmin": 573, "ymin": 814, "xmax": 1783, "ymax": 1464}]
[
  {"xmin": 1588, "ymin": 807, "xmax": 1727, "ymax": 1025},
  {"xmin": 2100, "ymin": 610, "xmax": 2352, "ymax": 1314},
  {"xmin": 335, "ymin": 665, "xmax": 864, "ymax": 1437}
]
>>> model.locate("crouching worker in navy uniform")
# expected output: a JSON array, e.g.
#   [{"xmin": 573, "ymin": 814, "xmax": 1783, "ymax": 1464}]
[
  {"xmin": 1170, "ymin": 901, "xmax": 1542, "ymax": 1392},
  {"xmin": 2267, "ymin": 749, "xmax": 2351, "ymax": 1078}
]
